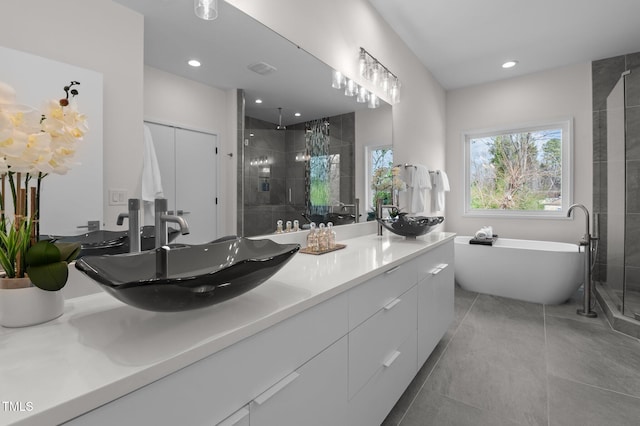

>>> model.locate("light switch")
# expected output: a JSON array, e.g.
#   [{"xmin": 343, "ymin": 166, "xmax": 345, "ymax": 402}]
[{"xmin": 108, "ymin": 189, "xmax": 127, "ymax": 206}]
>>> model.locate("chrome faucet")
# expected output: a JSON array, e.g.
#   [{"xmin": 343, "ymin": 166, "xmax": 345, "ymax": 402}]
[
  {"xmin": 117, "ymin": 198, "xmax": 141, "ymax": 253},
  {"xmin": 376, "ymin": 198, "xmax": 399, "ymax": 236},
  {"xmin": 567, "ymin": 203, "xmax": 597, "ymax": 318},
  {"xmin": 154, "ymin": 198, "xmax": 190, "ymax": 248}
]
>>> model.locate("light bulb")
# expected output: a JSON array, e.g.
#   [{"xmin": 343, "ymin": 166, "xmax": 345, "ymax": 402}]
[
  {"xmin": 344, "ymin": 79, "xmax": 357, "ymax": 97},
  {"xmin": 331, "ymin": 69, "xmax": 345, "ymax": 89},
  {"xmin": 195, "ymin": 0, "xmax": 218, "ymax": 20},
  {"xmin": 356, "ymin": 86, "xmax": 369, "ymax": 103}
]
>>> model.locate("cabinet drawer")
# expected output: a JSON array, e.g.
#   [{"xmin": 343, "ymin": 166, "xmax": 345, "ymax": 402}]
[
  {"xmin": 348, "ymin": 285, "xmax": 417, "ymax": 399},
  {"xmin": 348, "ymin": 331, "xmax": 418, "ymax": 426},
  {"xmin": 415, "ymin": 241, "xmax": 454, "ymax": 282},
  {"xmin": 348, "ymin": 258, "xmax": 418, "ymax": 330},
  {"xmin": 65, "ymin": 293, "xmax": 348, "ymax": 426},
  {"xmin": 216, "ymin": 406, "xmax": 250, "ymax": 426},
  {"xmin": 250, "ymin": 336, "xmax": 348, "ymax": 426}
]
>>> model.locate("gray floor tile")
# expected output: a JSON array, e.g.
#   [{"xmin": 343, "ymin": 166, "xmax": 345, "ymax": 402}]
[
  {"xmin": 424, "ymin": 296, "xmax": 547, "ymax": 426},
  {"xmin": 544, "ymin": 288, "xmax": 609, "ymax": 328},
  {"xmin": 546, "ymin": 315, "xmax": 640, "ymax": 398},
  {"xmin": 548, "ymin": 375, "xmax": 640, "ymax": 426},
  {"xmin": 400, "ymin": 389, "xmax": 524, "ymax": 426}
]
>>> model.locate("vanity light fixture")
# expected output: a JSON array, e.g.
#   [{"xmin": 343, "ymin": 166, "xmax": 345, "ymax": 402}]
[
  {"xmin": 187, "ymin": 59, "xmax": 201, "ymax": 67},
  {"xmin": 331, "ymin": 70, "xmax": 346, "ymax": 89},
  {"xmin": 359, "ymin": 47, "xmax": 401, "ymax": 104},
  {"xmin": 502, "ymin": 60, "xmax": 518, "ymax": 69},
  {"xmin": 194, "ymin": 0, "xmax": 218, "ymax": 20}
]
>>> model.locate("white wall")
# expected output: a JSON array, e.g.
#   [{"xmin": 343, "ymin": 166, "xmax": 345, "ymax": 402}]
[
  {"xmin": 143, "ymin": 66, "xmax": 237, "ymax": 234},
  {"xmin": 446, "ymin": 62, "xmax": 593, "ymax": 243},
  {"xmin": 227, "ymin": 0, "xmax": 447, "ymax": 216},
  {"xmin": 0, "ymin": 0, "xmax": 144, "ymax": 230}
]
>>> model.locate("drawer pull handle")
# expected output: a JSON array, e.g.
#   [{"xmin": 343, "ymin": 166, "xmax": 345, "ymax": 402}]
[
  {"xmin": 383, "ymin": 350, "xmax": 401, "ymax": 368},
  {"xmin": 431, "ymin": 263, "xmax": 449, "ymax": 275},
  {"xmin": 253, "ymin": 371, "xmax": 300, "ymax": 405},
  {"xmin": 383, "ymin": 298, "xmax": 402, "ymax": 311},
  {"xmin": 385, "ymin": 266, "xmax": 401, "ymax": 275},
  {"xmin": 218, "ymin": 407, "xmax": 249, "ymax": 426}
]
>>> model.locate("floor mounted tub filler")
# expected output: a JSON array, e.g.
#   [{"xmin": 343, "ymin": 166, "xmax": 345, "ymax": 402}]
[{"xmin": 454, "ymin": 236, "xmax": 583, "ymax": 305}]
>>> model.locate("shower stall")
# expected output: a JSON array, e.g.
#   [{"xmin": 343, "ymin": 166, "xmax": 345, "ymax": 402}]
[{"xmin": 593, "ymin": 51, "xmax": 640, "ymax": 330}]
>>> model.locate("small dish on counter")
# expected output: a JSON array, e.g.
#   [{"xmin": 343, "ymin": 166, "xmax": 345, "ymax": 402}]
[{"xmin": 75, "ymin": 237, "xmax": 300, "ymax": 312}]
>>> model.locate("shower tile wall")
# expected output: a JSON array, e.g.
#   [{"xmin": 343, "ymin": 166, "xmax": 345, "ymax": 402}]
[
  {"xmin": 593, "ymin": 51, "xmax": 640, "ymax": 300},
  {"xmin": 241, "ymin": 113, "xmax": 355, "ymax": 237}
]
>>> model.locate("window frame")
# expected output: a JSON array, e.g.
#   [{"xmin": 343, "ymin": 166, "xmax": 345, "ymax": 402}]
[
  {"xmin": 463, "ymin": 118, "xmax": 574, "ymax": 219},
  {"xmin": 365, "ymin": 144, "xmax": 393, "ymax": 211}
]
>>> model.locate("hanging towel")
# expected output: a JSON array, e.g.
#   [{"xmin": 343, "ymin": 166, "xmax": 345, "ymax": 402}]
[
  {"xmin": 142, "ymin": 124, "xmax": 164, "ymax": 224},
  {"xmin": 432, "ymin": 170, "xmax": 450, "ymax": 212},
  {"xmin": 142, "ymin": 124, "xmax": 164, "ymax": 201},
  {"xmin": 410, "ymin": 164, "xmax": 431, "ymax": 213}
]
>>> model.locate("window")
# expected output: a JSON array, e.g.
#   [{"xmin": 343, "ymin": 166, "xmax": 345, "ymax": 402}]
[
  {"xmin": 464, "ymin": 119, "xmax": 572, "ymax": 218},
  {"xmin": 366, "ymin": 145, "xmax": 393, "ymax": 211}
]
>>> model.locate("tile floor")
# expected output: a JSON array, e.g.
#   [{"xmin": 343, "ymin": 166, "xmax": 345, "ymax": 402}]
[{"xmin": 383, "ymin": 286, "xmax": 640, "ymax": 426}]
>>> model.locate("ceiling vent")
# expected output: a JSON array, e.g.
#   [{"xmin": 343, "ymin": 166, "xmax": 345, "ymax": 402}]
[{"xmin": 247, "ymin": 61, "xmax": 277, "ymax": 76}]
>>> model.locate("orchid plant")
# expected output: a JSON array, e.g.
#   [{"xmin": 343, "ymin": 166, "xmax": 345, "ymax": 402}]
[{"xmin": 0, "ymin": 80, "xmax": 86, "ymax": 287}]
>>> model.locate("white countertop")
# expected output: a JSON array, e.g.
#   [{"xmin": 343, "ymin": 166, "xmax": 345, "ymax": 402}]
[{"xmin": 0, "ymin": 231, "xmax": 455, "ymax": 426}]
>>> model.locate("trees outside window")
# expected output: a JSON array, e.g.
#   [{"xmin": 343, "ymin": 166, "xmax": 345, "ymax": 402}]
[{"xmin": 465, "ymin": 120, "xmax": 572, "ymax": 217}]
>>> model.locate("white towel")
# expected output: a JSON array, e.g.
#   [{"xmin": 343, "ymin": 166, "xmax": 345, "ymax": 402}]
[
  {"xmin": 410, "ymin": 164, "xmax": 431, "ymax": 213},
  {"xmin": 432, "ymin": 170, "xmax": 450, "ymax": 212},
  {"xmin": 142, "ymin": 124, "xmax": 164, "ymax": 223},
  {"xmin": 475, "ymin": 226, "xmax": 493, "ymax": 239},
  {"xmin": 142, "ymin": 125, "xmax": 164, "ymax": 201}
]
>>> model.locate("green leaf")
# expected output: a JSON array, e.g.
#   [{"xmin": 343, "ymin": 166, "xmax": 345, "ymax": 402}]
[
  {"xmin": 26, "ymin": 261, "xmax": 69, "ymax": 291},
  {"xmin": 25, "ymin": 240, "xmax": 61, "ymax": 266},
  {"xmin": 56, "ymin": 242, "xmax": 81, "ymax": 263}
]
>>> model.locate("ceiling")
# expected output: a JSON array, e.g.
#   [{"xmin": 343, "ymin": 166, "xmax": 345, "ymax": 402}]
[
  {"xmin": 114, "ymin": 0, "xmax": 381, "ymax": 126},
  {"xmin": 368, "ymin": 0, "xmax": 640, "ymax": 90}
]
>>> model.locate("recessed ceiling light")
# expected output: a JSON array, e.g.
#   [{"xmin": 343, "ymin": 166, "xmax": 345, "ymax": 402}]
[
  {"xmin": 255, "ymin": 99, "xmax": 263, "ymax": 104},
  {"xmin": 502, "ymin": 60, "xmax": 518, "ymax": 69},
  {"xmin": 187, "ymin": 59, "xmax": 201, "ymax": 67},
  {"xmin": 294, "ymin": 112, "xmax": 301, "ymax": 117}
]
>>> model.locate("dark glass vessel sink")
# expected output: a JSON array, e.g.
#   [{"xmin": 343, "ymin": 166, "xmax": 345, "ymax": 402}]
[
  {"xmin": 75, "ymin": 237, "xmax": 300, "ymax": 312},
  {"xmin": 378, "ymin": 213, "xmax": 444, "ymax": 237},
  {"xmin": 48, "ymin": 226, "xmax": 180, "ymax": 258}
]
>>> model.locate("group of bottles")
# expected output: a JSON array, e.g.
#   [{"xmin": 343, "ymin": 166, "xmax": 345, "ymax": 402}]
[
  {"xmin": 275, "ymin": 219, "xmax": 300, "ymax": 233},
  {"xmin": 306, "ymin": 222, "xmax": 337, "ymax": 252}
]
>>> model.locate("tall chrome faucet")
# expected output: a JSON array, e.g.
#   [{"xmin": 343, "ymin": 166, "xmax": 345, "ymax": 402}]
[
  {"xmin": 154, "ymin": 198, "xmax": 190, "ymax": 248},
  {"xmin": 116, "ymin": 198, "xmax": 141, "ymax": 253},
  {"xmin": 376, "ymin": 198, "xmax": 399, "ymax": 236},
  {"xmin": 567, "ymin": 203, "xmax": 597, "ymax": 318}
]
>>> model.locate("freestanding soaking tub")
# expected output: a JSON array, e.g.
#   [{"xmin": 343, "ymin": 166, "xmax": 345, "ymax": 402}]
[{"xmin": 454, "ymin": 236, "xmax": 584, "ymax": 305}]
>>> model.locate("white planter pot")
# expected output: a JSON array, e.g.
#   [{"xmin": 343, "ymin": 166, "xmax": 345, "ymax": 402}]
[{"xmin": 0, "ymin": 280, "xmax": 64, "ymax": 328}]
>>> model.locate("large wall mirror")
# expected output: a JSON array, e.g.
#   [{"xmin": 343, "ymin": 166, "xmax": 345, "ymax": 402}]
[{"xmin": 119, "ymin": 0, "xmax": 392, "ymax": 237}]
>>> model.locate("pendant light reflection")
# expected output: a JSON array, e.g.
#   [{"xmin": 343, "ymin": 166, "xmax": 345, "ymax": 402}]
[{"xmin": 195, "ymin": 0, "xmax": 218, "ymax": 20}]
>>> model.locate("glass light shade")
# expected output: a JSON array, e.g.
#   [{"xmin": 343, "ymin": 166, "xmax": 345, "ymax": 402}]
[
  {"xmin": 390, "ymin": 78, "xmax": 401, "ymax": 104},
  {"xmin": 331, "ymin": 70, "xmax": 345, "ymax": 89},
  {"xmin": 356, "ymin": 86, "xmax": 369, "ymax": 103},
  {"xmin": 344, "ymin": 79, "xmax": 357, "ymax": 97},
  {"xmin": 195, "ymin": 0, "xmax": 218, "ymax": 20},
  {"xmin": 359, "ymin": 50, "xmax": 367, "ymax": 78},
  {"xmin": 368, "ymin": 93, "xmax": 380, "ymax": 109},
  {"xmin": 370, "ymin": 62, "xmax": 380, "ymax": 85},
  {"xmin": 381, "ymin": 70, "xmax": 390, "ymax": 94}
]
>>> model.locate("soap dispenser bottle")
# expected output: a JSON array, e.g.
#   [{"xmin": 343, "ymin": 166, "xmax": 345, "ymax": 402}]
[
  {"xmin": 318, "ymin": 223, "xmax": 328, "ymax": 251},
  {"xmin": 327, "ymin": 222, "xmax": 336, "ymax": 249},
  {"xmin": 306, "ymin": 223, "xmax": 318, "ymax": 251}
]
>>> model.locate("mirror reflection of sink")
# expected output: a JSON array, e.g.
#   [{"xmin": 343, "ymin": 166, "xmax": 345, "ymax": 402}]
[
  {"xmin": 46, "ymin": 226, "xmax": 180, "ymax": 258},
  {"xmin": 74, "ymin": 237, "xmax": 300, "ymax": 312},
  {"xmin": 378, "ymin": 213, "xmax": 444, "ymax": 238}
]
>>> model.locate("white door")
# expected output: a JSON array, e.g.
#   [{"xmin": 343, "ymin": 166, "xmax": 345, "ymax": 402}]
[{"xmin": 145, "ymin": 122, "xmax": 217, "ymax": 244}]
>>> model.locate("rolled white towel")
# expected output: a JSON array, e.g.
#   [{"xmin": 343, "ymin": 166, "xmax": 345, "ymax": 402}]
[{"xmin": 475, "ymin": 226, "xmax": 493, "ymax": 239}]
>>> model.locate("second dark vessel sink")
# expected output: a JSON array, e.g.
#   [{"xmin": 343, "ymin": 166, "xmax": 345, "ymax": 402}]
[
  {"xmin": 378, "ymin": 213, "xmax": 444, "ymax": 237},
  {"xmin": 49, "ymin": 226, "xmax": 180, "ymax": 258},
  {"xmin": 75, "ymin": 237, "xmax": 300, "ymax": 312}
]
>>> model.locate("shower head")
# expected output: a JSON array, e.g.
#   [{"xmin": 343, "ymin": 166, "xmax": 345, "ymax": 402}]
[{"xmin": 276, "ymin": 107, "xmax": 286, "ymax": 130}]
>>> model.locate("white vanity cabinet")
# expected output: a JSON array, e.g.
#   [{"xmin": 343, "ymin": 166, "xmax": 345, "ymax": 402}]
[
  {"xmin": 59, "ymin": 236, "xmax": 455, "ymax": 426},
  {"xmin": 65, "ymin": 293, "xmax": 348, "ymax": 426},
  {"xmin": 417, "ymin": 241, "xmax": 455, "ymax": 366}
]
